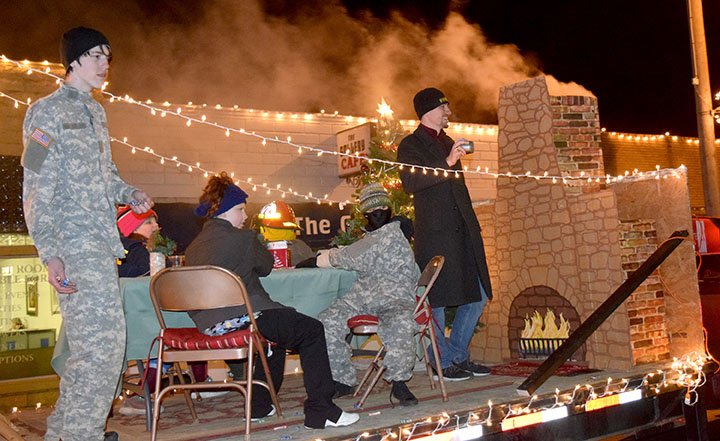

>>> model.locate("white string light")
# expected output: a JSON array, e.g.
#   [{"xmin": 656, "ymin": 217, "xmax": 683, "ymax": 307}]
[
  {"xmin": 604, "ymin": 128, "xmax": 720, "ymax": 145},
  {"xmin": 0, "ymin": 88, "xmax": 348, "ymax": 206},
  {"xmin": 0, "ymin": 55, "xmax": 694, "ymax": 185}
]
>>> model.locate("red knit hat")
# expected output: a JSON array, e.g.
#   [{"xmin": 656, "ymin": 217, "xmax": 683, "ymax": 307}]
[{"xmin": 116, "ymin": 205, "xmax": 158, "ymax": 237}]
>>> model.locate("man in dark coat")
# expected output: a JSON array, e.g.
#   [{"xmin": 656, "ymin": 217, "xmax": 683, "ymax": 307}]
[{"xmin": 397, "ymin": 87, "xmax": 493, "ymax": 381}]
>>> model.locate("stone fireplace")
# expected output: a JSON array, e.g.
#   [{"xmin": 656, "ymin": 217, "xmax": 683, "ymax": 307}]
[{"xmin": 471, "ymin": 76, "xmax": 702, "ymax": 371}]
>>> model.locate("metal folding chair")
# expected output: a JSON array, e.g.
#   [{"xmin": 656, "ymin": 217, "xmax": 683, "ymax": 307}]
[
  {"xmin": 149, "ymin": 265, "xmax": 282, "ymax": 440},
  {"xmin": 348, "ymin": 256, "xmax": 448, "ymax": 408}
]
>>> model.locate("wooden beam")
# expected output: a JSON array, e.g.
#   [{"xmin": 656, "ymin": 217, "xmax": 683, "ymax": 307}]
[
  {"xmin": 0, "ymin": 413, "xmax": 23, "ymax": 441},
  {"xmin": 517, "ymin": 230, "xmax": 690, "ymax": 397},
  {"xmin": 0, "ymin": 245, "xmax": 38, "ymax": 257}
]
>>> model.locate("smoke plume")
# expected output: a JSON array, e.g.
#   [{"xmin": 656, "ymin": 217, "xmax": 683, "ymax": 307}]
[{"xmin": 0, "ymin": 0, "xmax": 594, "ymax": 122}]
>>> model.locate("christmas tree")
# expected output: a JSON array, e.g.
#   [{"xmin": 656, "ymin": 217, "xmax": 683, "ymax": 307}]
[{"xmin": 331, "ymin": 98, "xmax": 412, "ymax": 246}]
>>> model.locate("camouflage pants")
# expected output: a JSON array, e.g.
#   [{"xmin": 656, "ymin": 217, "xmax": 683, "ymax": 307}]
[
  {"xmin": 45, "ymin": 252, "xmax": 126, "ymax": 441},
  {"xmin": 318, "ymin": 294, "xmax": 416, "ymax": 386}
]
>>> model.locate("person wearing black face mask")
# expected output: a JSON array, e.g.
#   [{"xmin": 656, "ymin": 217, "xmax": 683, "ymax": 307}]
[
  {"xmin": 362, "ymin": 203, "xmax": 416, "ymax": 236},
  {"xmin": 307, "ymin": 183, "xmax": 421, "ymax": 406},
  {"xmin": 363, "ymin": 206, "xmax": 392, "ymax": 232}
]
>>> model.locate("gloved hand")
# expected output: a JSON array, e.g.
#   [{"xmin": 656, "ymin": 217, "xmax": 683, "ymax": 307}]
[
  {"xmin": 294, "ymin": 257, "xmax": 317, "ymax": 268},
  {"xmin": 392, "ymin": 215, "xmax": 414, "ymax": 241}
]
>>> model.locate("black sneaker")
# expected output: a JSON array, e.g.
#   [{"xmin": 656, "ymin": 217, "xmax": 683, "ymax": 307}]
[
  {"xmin": 455, "ymin": 359, "xmax": 491, "ymax": 376},
  {"xmin": 391, "ymin": 381, "xmax": 418, "ymax": 406},
  {"xmin": 333, "ymin": 381, "xmax": 356, "ymax": 399},
  {"xmin": 433, "ymin": 365, "xmax": 472, "ymax": 382},
  {"xmin": 104, "ymin": 432, "xmax": 119, "ymax": 441}
]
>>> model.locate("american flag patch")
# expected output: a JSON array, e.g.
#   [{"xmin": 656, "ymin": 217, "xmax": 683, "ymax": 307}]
[{"xmin": 31, "ymin": 128, "xmax": 51, "ymax": 148}]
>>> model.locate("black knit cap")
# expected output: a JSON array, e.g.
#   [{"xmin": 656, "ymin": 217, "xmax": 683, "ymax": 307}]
[
  {"xmin": 413, "ymin": 87, "xmax": 449, "ymax": 119},
  {"xmin": 60, "ymin": 27, "xmax": 110, "ymax": 68}
]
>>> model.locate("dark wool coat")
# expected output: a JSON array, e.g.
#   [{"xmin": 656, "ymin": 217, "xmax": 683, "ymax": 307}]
[
  {"xmin": 397, "ymin": 126, "xmax": 493, "ymax": 307},
  {"xmin": 117, "ymin": 236, "xmax": 150, "ymax": 277}
]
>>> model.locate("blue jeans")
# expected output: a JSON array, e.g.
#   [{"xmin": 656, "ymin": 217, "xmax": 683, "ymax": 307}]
[{"xmin": 429, "ymin": 284, "xmax": 488, "ymax": 369}]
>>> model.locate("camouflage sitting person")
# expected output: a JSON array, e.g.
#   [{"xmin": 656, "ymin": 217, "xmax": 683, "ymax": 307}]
[{"xmin": 314, "ymin": 183, "xmax": 421, "ymax": 406}]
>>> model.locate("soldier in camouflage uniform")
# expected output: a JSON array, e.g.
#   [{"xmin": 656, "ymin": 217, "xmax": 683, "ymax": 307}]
[
  {"xmin": 316, "ymin": 183, "xmax": 421, "ymax": 406},
  {"xmin": 21, "ymin": 27, "xmax": 154, "ymax": 441}
]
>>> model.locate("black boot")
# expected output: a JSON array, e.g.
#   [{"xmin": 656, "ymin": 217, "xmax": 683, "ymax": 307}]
[
  {"xmin": 104, "ymin": 431, "xmax": 119, "ymax": 441},
  {"xmin": 391, "ymin": 381, "xmax": 418, "ymax": 406}
]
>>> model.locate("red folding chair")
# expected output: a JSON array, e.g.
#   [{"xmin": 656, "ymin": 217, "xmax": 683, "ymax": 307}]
[{"xmin": 149, "ymin": 265, "xmax": 282, "ymax": 440}]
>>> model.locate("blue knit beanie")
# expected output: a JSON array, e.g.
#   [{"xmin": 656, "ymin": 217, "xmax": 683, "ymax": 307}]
[{"xmin": 194, "ymin": 184, "xmax": 248, "ymax": 218}]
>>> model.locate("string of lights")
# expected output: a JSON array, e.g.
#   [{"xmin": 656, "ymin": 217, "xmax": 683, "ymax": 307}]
[
  {"xmin": 0, "ymin": 55, "xmax": 694, "ymax": 185},
  {"xmin": 410, "ymin": 353, "xmax": 708, "ymax": 440},
  {"xmin": 0, "ymin": 90, "xmax": 346, "ymax": 206},
  {"xmin": 9, "ymin": 352, "xmax": 709, "ymax": 441},
  {"xmin": 113, "ymin": 137, "xmax": 343, "ymax": 205},
  {"xmin": 316, "ymin": 354, "xmax": 708, "ymax": 440},
  {"xmin": 603, "ymin": 128, "xmax": 720, "ymax": 145}
]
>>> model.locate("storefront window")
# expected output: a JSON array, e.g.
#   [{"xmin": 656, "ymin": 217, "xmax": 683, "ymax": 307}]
[{"xmin": 0, "ymin": 232, "xmax": 60, "ymax": 380}]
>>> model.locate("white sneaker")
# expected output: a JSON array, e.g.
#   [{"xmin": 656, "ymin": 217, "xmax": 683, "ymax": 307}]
[
  {"xmin": 118, "ymin": 395, "xmax": 164, "ymax": 416},
  {"xmin": 191, "ymin": 377, "xmax": 231, "ymax": 400},
  {"xmin": 326, "ymin": 411, "xmax": 360, "ymax": 428},
  {"xmin": 191, "ymin": 389, "xmax": 231, "ymax": 399},
  {"xmin": 306, "ymin": 411, "xmax": 359, "ymax": 429}
]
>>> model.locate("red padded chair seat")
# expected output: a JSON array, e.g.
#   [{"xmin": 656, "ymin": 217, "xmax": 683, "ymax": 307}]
[
  {"xmin": 349, "ymin": 310, "xmax": 432, "ymax": 327},
  {"xmin": 347, "ymin": 314, "xmax": 379, "ymax": 328},
  {"xmin": 163, "ymin": 327, "xmax": 260, "ymax": 350},
  {"xmin": 414, "ymin": 298, "xmax": 432, "ymax": 325}
]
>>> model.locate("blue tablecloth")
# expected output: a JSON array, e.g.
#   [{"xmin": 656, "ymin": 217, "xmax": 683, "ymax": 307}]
[{"xmin": 52, "ymin": 268, "xmax": 356, "ymax": 374}]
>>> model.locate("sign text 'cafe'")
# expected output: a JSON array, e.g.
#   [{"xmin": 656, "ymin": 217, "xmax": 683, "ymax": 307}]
[{"xmin": 336, "ymin": 123, "xmax": 373, "ymax": 178}]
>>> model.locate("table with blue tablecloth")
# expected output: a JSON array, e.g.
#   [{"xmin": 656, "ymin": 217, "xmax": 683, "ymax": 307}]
[{"xmin": 52, "ymin": 268, "xmax": 356, "ymax": 374}]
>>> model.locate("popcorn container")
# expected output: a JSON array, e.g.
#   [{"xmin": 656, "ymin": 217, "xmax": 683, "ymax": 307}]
[
  {"xmin": 267, "ymin": 241, "xmax": 291, "ymax": 269},
  {"xmin": 149, "ymin": 252, "xmax": 166, "ymax": 276}
]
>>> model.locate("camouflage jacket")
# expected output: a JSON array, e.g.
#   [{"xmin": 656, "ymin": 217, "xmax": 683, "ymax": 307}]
[
  {"xmin": 22, "ymin": 84, "xmax": 137, "ymax": 263},
  {"xmin": 327, "ymin": 220, "xmax": 419, "ymax": 305}
]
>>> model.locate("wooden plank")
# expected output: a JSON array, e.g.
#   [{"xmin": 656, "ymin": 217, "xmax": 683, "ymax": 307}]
[
  {"xmin": 0, "ymin": 246, "xmax": 38, "ymax": 257},
  {"xmin": 517, "ymin": 230, "xmax": 689, "ymax": 397}
]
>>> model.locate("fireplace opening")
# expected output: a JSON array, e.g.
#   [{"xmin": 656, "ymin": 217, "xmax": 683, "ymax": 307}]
[{"xmin": 508, "ymin": 285, "xmax": 585, "ymax": 361}]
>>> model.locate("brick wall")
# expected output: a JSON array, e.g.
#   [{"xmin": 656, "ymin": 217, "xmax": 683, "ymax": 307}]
[
  {"xmin": 602, "ymin": 132, "xmax": 720, "ymax": 213},
  {"xmin": 618, "ymin": 219, "xmax": 670, "ymax": 364},
  {"xmin": 550, "ymin": 95, "xmax": 604, "ymax": 194}
]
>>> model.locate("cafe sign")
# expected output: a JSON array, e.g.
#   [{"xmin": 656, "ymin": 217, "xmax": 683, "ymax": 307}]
[{"xmin": 336, "ymin": 123, "xmax": 373, "ymax": 178}]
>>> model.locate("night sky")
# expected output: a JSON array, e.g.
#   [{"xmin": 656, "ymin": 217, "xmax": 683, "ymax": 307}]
[
  {"xmin": 341, "ymin": 0, "xmax": 720, "ymax": 137},
  {"xmin": 0, "ymin": 0, "xmax": 718, "ymax": 137}
]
